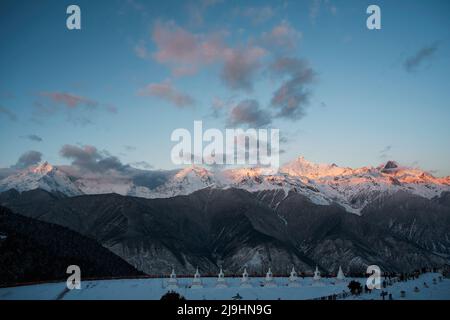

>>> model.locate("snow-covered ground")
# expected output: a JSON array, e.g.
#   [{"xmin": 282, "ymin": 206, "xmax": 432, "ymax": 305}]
[
  {"xmin": 345, "ymin": 273, "xmax": 450, "ymax": 300},
  {"xmin": 1, "ymin": 273, "xmax": 448, "ymax": 300}
]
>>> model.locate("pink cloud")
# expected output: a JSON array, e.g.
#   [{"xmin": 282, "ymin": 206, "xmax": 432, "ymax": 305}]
[
  {"xmin": 261, "ymin": 21, "xmax": 302, "ymax": 52},
  {"xmin": 143, "ymin": 20, "xmax": 303, "ymax": 92},
  {"xmin": 151, "ymin": 21, "xmax": 225, "ymax": 76},
  {"xmin": 40, "ymin": 92, "xmax": 98, "ymax": 109},
  {"xmin": 227, "ymin": 99, "xmax": 271, "ymax": 127},
  {"xmin": 105, "ymin": 104, "xmax": 118, "ymax": 114},
  {"xmin": 138, "ymin": 81, "xmax": 195, "ymax": 108},
  {"xmin": 187, "ymin": 0, "xmax": 224, "ymax": 26},
  {"xmin": 148, "ymin": 20, "xmax": 266, "ymax": 89},
  {"xmin": 33, "ymin": 92, "xmax": 116, "ymax": 125},
  {"xmin": 221, "ymin": 46, "xmax": 266, "ymax": 91}
]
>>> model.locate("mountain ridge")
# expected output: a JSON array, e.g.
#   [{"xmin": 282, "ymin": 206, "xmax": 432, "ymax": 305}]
[{"xmin": 0, "ymin": 157, "xmax": 449, "ymax": 214}]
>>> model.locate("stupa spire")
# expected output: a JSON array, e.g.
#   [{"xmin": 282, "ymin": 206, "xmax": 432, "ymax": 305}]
[
  {"xmin": 288, "ymin": 265, "xmax": 299, "ymax": 287},
  {"xmin": 337, "ymin": 266, "xmax": 345, "ymax": 281},
  {"xmin": 191, "ymin": 267, "xmax": 203, "ymax": 289},
  {"xmin": 167, "ymin": 266, "xmax": 178, "ymax": 289},
  {"xmin": 215, "ymin": 266, "xmax": 227, "ymax": 288}
]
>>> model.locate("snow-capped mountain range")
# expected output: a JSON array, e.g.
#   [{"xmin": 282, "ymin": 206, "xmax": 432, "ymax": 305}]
[
  {"xmin": 0, "ymin": 162, "xmax": 83, "ymax": 197},
  {"xmin": 1, "ymin": 157, "xmax": 449, "ymax": 214}
]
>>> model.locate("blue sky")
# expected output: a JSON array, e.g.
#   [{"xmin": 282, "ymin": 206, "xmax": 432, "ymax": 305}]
[{"xmin": 0, "ymin": 0, "xmax": 449, "ymax": 175}]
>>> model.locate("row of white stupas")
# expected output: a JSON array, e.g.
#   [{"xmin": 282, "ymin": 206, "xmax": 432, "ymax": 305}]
[{"xmin": 167, "ymin": 266, "xmax": 346, "ymax": 289}]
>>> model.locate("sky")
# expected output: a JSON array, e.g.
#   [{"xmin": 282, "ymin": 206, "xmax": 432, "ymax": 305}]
[{"xmin": 0, "ymin": 0, "xmax": 449, "ymax": 176}]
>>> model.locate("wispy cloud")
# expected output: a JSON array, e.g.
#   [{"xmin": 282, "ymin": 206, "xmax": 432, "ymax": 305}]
[
  {"xmin": 0, "ymin": 91, "xmax": 15, "ymax": 99},
  {"xmin": 142, "ymin": 17, "xmax": 316, "ymax": 121},
  {"xmin": 138, "ymin": 81, "xmax": 195, "ymax": 108},
  {"xmin": 21, "ymin": 134, "xmax": 43, "ymax": 142},
  {"xmin": 130, "ymin": 161, "xmax": 153, "ymax": 170},
  {"xmin": 404, "ymin": 43, "xmax": 439, "ymax": 72},
  {"xmin": 33, "ymin": 92, "xmax": 117, "ymax": 125},
  {"xmin": 118, "ymin": 0, "xmax": 149, "ymax": 17},
  {"xmin": 187, "ymin": 0, "xmax": 224, "ymax": 26},
  {"xmin": 379, "ymin": 145, "xmax": 392, "ymax": 159},
  {"xmin": 221, "ymin": 46, "xmax": 266, "ymax": 91},
  {"xmin": 150, "ymin": 20, "xmax": 226, "ymax": 76},
  {"xmin": 105, "ymin": 104, "xmax": 118, "ymax": 114},
  {"xmin": 145, "ymin": 20, "xmax": 266, "ymax": 90},
  {"xmin": 260, "ymin": 21, "xmax": 302, "ymax": 54},
  {"xmin": 227, "ymin": 99, "xmax": 272, "ymax": 127},
  {"xmin": 235, "ymin": 5, "xmax": 276, "ymax": 25},
  {"xmin": 60, "ymin": 144, "xmax": 127, "ymax": 173},
  {"xmin": 310, "ymin": 0, "xmax": 337, "ymax": 23},
  {"xmin": 40, "ymin": 92, "xmax": 98, "ymax": 109},
  {"xmin": 13, "ymin": 150, "xmax": 42, "ymax": 169},
  {"xmin": 269, "ymin": 57, "xmax": 317, "ymax": 120},
  {"xmin": 210, "ymin": 96, "xmax": 236, "ymax": 118},
  {"xmin": 124, "ymin": 145, "xmax": 137, "ymax": 152},
  {"xmin": 134, "ymin": 41, "xmax": 150, "ymax": 59},
  {"xmin": 0, "ymin": 105, "xmax": 18, "ymax": 121}
]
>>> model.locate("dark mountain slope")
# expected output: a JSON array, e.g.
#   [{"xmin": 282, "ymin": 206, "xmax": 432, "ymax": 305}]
[
  {"xmin": 362, "ymin": 191, "xmax": 450, "ymax": 255},
  {"xmin": 256, "ymin": 190, "xmax": 448, "ymax": 273},
  {"xmin": 0, "ymin": 206, "xmax": 143, "ymax": 287},
  {"xmin": 1, "ymin": 188, "xmax": 449, "ymax": 275}
]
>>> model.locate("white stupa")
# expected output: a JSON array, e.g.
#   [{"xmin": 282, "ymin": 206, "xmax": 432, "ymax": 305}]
[
  {"xmin": 191, "ymin": 267, "xmax": 203, "ymax": 289},
  {"xmin": 313, "ymin": 266, "xmax": 321, "ymax": 280},
  {"xmin": 264, "ymin": 268, "xmax": 277, "ymax": 287},
  {"xmin": 288, "ymin": 266, "xmax": 300, "ymax": 287},
  {"xmin": 215, "ymin": 267, "xmax": 228, "ymax": 288},
  {"xmin": 312, "ymin": 266, "xmax": 322, "ymax": 286},
  {"xmin": 240, "ymin": 267, "xmax": 252, "ymax": 288},
  {"xmin": 167, "ymin": 267, "xmax": 178, "ymax": 289},
  {"xmin": 336, "ymin": 266, "xmax": 345, "ymax": 281}
]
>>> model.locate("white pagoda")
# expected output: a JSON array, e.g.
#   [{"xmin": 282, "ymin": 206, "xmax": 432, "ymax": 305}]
[
  {"xmin": 288, "ymin": 266, "xmax": 300, "ymax": 287},
  {"xmin": 240, "ymin": 267, "xmax": 252, "ymax": 288},
  {"xmin": 215, "ymin": 267, "xmax": 228, "ymax": 288},
  {"xmin": 167, "ymin": 267, "xmax": 178, "ymax": 289},
  {"xmin": 264, "ymin": 268, "xmax": 277, "ymax": 287},
  {"xmin": 336, "ymin": 266, "xmax": 345, "ymax": 281},
  {"xmin": 191, "ymin": 267, "xmax": 203, "ymax": 289},
  {"xmin": 312, "ymin": 266, "xmax": 322, "ymax": 286}
]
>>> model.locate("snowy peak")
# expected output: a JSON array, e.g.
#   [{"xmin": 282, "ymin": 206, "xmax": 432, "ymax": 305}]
[
  {"xmin": 377, "ymin": 161, "xmax": 448, "ymax": 186},
  {"xmin": 276, "ymin": 157, "xmax": 450, "ymax": 214},
  {"xmin": 280, "ymin": 156, "xmax": 351, "ymax": 179},
  {"xmin": 174, "ymin": 165, "xmax": 212, "ymax": 181},
  {"xmin": 381, "ymin": 160, "xmax": 399, "ymax": 172},
  {"xmin": 148, "ymin": 165, "xmax": 216, "ymax": 198},
  {"xmin": 0, "ymin": 162, "xmax": 82, "ymax": 196},
  {"xmin": 172, "ymin": 165, "xmax": 216, "ymax": 188},
  {"xmin": 30, "ymin": 162, "xmax": 54, "ymax": 175}
]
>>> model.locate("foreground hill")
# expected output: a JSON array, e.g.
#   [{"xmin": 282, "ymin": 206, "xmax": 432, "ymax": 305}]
[{"xmin": 0, "ymin": 206, "xmax": 143, "ymax": 286}]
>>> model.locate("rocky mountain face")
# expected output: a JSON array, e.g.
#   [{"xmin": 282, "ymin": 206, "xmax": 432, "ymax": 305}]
[
  {"xmin": 1, "ymin": 188, "xmax": 448, "ymax": 276},
  {"xmin": 361, "ymin": 191, "xmax": 450, "ymax": 256},
  {"xmin": 0, "ymin": 205, "xmax": 142, "ymax": 286}
]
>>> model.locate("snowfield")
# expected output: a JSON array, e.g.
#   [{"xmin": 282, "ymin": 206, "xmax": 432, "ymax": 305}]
[
  {"xmin": 345, "ymin": 273, "xmax": 450, "ymax": 301},
  {"xmin": 1, "ymin": 273, "xmax": 448, "ymax": 300}
]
